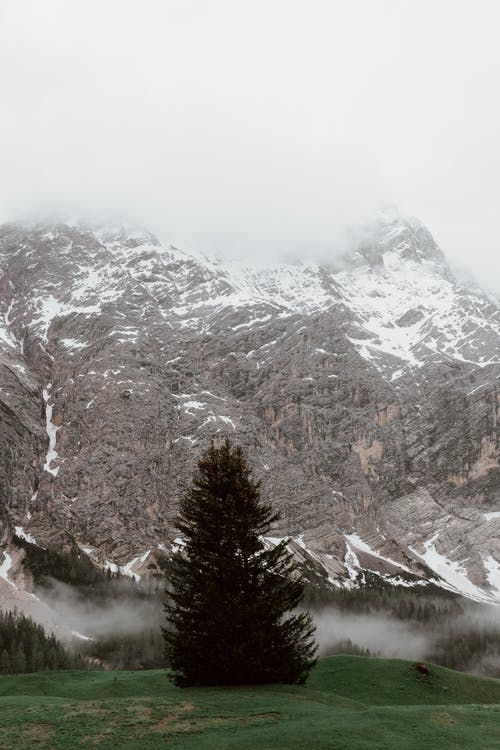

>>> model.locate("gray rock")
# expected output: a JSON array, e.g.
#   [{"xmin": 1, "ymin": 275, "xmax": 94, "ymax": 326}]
[{"xmin": 1, "ymin": 213, "xmax": 500, "ymax": 603}]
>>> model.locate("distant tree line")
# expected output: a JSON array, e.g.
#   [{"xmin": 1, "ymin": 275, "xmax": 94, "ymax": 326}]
[
  {"xmin": 11, "ymin": 530, "xmax": 500, "ymax": 678},
  {"xmin": 429, "ymin": 626, "xmax": 500, "ymax": 675},
  {"xmin": 80, "ymin": 629, "xmax": 165, "ymax": 670},
  {"xmin": 13, "ymin": 535, "xmax": 113, "ymax": 587},
  {"xmin": 0, "ymin": 609, "xmax": 85, "ymax": 674},
  {"xmin": 302, "ymin": 568, "xmax": 463, "ymax": 623},
  {"xmin": 14, "ymin": 535, "xmax": 165, "ymax": 603},
  {"xmin": 303, "ymin": 570, "xmax": 500, "ymax": 677}
]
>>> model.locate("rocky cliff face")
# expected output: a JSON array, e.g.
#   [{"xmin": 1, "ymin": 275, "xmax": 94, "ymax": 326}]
[{"xmin": 1, "ymin": 213, "xmax": 500, "ymax": 603}]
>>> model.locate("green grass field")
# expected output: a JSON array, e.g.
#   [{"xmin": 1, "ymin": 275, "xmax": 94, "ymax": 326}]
[{"xmin": 1, "ymin": 655, "xmax": 500, "ymax": 749}]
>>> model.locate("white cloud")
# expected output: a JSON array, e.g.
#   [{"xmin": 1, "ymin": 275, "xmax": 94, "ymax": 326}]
[{"xmin": 0, "ymin": 0, "xmax": 499, "ymax": 286}]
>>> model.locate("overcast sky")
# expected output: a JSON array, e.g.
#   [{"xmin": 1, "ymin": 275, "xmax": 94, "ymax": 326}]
[{"xmin": 1, "ymin": 1, "xmax": 499, "ymax": 286}]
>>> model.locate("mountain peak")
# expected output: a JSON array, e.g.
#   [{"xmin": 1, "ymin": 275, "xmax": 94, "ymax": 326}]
[{"xmin": 345, "ymin": 212, "xmax": 453, "ymax": 281}]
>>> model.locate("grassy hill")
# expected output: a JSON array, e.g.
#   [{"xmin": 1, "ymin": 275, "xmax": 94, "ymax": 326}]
[{"xmin": 1, "ymin": 655, "xmax": 500, "ymax": 749}]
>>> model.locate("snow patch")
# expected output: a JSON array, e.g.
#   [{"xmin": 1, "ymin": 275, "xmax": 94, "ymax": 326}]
[
  {"xmin": 14, "ymin": 526, "xmax": 38, "ymax": 545},
  {"xmin": 171, "ymin": 538, "xmax": 185, "ymax": 554},
  {"xmin": 265, "ymin": 536, "xmax": 288, "ymax": 546},
  {"xmin": 345, "ymin": 533, "xmax": 413, "ymax": 575},
  {"xmin": 182, "ymin": 400, "xmax": 207, "ymax": 415},
  {"xmin": 385, "ymin": 575, "xmax": 427, "ymax": 589},
  {"xmin": 42, "ymin": 385, "xmax": 60, "ymax": 476},
  {"xmin": 295, "ymin": 534, "xmax": 307, "ymax": 550},
  {"xmin": 102, "ymin": 550, "xmax": 151, "ymax": 580},
  {"xmin": 32, "ymin": 292, "xmax": 101, "ymax": 342},
  {"xmin": 0, "ymin": 551, "xmax": 15, "ymax": 588},
  {"xmin": 72, "ymin": 630, "xmax": 93, "ymax": 641},
  {"xmin": 409, "ymin": 533, "xmax": 493, "ymax": 603},
  {"xmin": 200, "ymin": 390, "xmax": 226, "ymax": 401},
  {"xmin": 483, "ymin": 556, "xmax": 500, "ymax": 598},
  {"xmin": 484, "ymin": 512, "xmax": 500, "ymax": 522},
  {"xmin": 60, "ymin": 338, "xmax": 87, "ymax": 350},
  {"xmin": 79, "ymin": 545, "xmax": 97, "ymax": 557},
  {"xmin": 103, "ymin": 560, "xmax": 119, "ymax": 574},
  {"xmin": 231, "ymin": 315, "xmax": 272, "ymax": 331},
  {"xmin": 120, "ymin": 550, "xmax": 151, "ymax": 581},
  {"xmin": 343, "ymin": 538, "xmax": 361, "ymax": 583}
]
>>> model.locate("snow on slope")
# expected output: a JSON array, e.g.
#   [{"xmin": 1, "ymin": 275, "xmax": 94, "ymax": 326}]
[
  {"xmin": 345, "ymin": 533, "xmax": 414, "ymax": 575},
  {"xmin": 344, "ymin": 532, "xmax": 500, "ymax": 603},
  {"xmin": 337, "ymin": 253, "xmax": 500, "ymax": 379},
  {"xmin": 0, "ymin": 315, "xmax": 18, "ymax": 350},
  {"xmin": 194, "ymin": 216, "xmax": 500, "ymax": 380},
  {"xmin": 409, "ymin": 533, "xmax": 499, "ymax": 604},
  {"xmin": 42, "ymin": 385, "xmax": 60, "ymax": 477},
  {"xmin": 0, "ymin": 551, "xmax": 14, "ymax": 587},
  {"xmin": 2, "ymin": 216, "xmax": 500, "ymax": 384},
  {"xmin": 224, "ymin": 260, "xmax": 335, "ymax": 313},
  {"xmin": 14, "ymin": 526, "xmax": 38, "ymax": 545},
  {"xmin": 484, "ymin": 512, "xmax": 500, "ymax": 522}
]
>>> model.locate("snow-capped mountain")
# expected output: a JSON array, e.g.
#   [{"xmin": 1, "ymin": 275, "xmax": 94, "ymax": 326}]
[{"xmin": 1, "ymin": 212, "xmax": 500, "ymax": 608}]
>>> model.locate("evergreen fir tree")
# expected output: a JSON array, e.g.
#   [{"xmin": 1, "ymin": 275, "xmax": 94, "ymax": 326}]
[
  {"xmin": 0, "ymin": 609, "xmax": 82, "ymax": 673},
  {"xmin": 163, "ymin": 439, "xmax": 317, "ymax": 686}
]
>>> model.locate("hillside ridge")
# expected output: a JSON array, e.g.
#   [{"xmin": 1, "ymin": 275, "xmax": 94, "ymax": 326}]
[{"xmin": 1, "ymin": 214, "xmax": 500, "ymax": 612}]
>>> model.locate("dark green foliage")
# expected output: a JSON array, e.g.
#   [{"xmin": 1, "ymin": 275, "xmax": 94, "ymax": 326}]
[
  {"xmin": 0, "ymin": 609, "xmax": 84, "ymax": 674},
  {"xmin": 303, "ymin": 573, "xmax": 500, "ymax": 677},
  {"xmin": 12, "ymin": 536, "xmax": 169, "ymax": 671},
  {"xmin": 82, "ymin": 629, "xmax": 165, "ymax": 670},
  {"xmin": 326, "ymin": 638, "xmax": 372, "ymax": 657},
  {"xmin": 163, "ymin": 439, "xmax": 317, "ymax": 686},
  {"xmin": 13, "ymin": 536, "xmax": 112, "ymax": 588},
  {"xmin": 14, "ymin": 535, "xmax": 166, "ymax": 605},
  {"xmin": 304, "ymin": 575, "xmax": 462, "ymax": 622},
  {"xmin": 429, "ymin": 623, "xmax": 500, "ymax": 675}
]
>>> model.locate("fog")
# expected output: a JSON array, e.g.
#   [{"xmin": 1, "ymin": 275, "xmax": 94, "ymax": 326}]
[
  {"xmin": 1, "ymin": 1, "xmax": 500, "ymax": 287},
  {"xmin": 314, "ymin": 609, "xmax": 428, "ymax": 661},
  {"xmin": 313, "ymin": 599, "xmax": 500, "ymax": 676},
  {"xmin": 39, "ymin": 578, "xmax": 163, "ymax": 640},
  {"xmin": 34, "ymin": 570, "xmax": 500, "ymax": 677}
]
